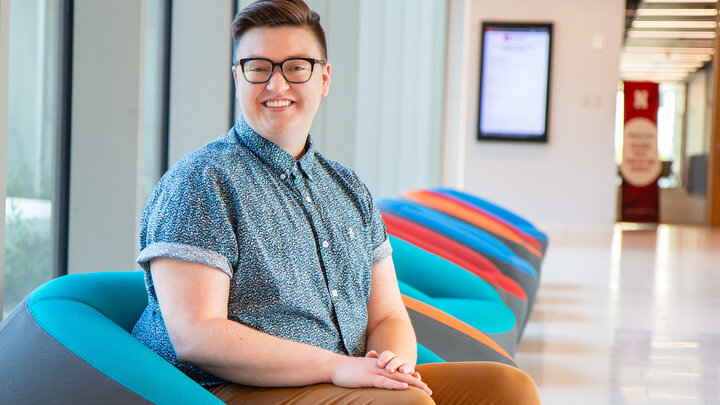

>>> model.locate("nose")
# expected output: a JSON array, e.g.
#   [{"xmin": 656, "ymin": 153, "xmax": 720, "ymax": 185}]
[{"xmin": 266, "ymin": 66, "xmax": 290, "ymax": 92}]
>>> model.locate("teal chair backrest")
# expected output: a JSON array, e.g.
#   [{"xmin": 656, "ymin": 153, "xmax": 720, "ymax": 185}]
[{"xmin": 25, "ymin": 271, "xmax": 223, "ymax": 404}]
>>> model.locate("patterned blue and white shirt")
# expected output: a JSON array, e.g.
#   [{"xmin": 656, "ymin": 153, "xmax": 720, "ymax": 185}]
[{"xmin": 131, "ymin": 115, "xmax": 392, "ymax": 386}]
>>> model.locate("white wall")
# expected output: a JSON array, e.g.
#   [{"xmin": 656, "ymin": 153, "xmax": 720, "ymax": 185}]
[
  {"xmin": 352, "ymin": 0, "xmax": 446, "ymax": 198},
  {"xmin": 445, "ymin": 0, "xmax": 624, "ymax": 231},
  {"xmin": 67, "ymin": 0, "xmax": 145, "ymax": 273},
  {"xmin": 307, "ymin": 0, "xmax": 359, "ymax": 168},
  {"xmin": 168, "ymin": 0, "xmax": 234, "ymax": 165}
]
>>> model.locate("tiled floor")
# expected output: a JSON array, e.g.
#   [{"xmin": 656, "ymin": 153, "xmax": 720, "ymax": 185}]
[{"xmin": 515, "ymin": 224, "xmax": 720, "ymax": 405}]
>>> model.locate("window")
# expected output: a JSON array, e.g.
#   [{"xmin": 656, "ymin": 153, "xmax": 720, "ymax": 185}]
[{"xmin": 3, "ymin": 0, "xmax": 65, "ymax": 318}]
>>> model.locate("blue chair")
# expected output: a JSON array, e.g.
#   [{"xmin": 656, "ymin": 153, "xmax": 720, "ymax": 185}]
[
  {"xmin": 0, "ymin": 271, "xmax": 223, "ymax": 404},
  {"xmin": 378, "ymin": 198, "xmax": 537, "ymax": 278},
  {"xmin": 0, "ymin": 270, "xmax": 469, "ymax": 403},
  {"xmin": 379, "ymin": 198, "xmax": 540, "ymax": 334},
  {"xmin": 431, "ymin": 187, "xmax": 548, "ymax": 252},
  {"xmin": 390, "ymin": 236, "xmax": 518, "ymax": 353}
]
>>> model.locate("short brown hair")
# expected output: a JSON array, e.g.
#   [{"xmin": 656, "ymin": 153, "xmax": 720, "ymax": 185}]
[{"xmin": 231, "ymin": 0, "xmax": 327, "ymax": 63}]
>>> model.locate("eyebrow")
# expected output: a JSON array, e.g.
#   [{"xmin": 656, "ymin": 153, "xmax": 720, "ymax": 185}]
[{"xmin": 240, "ymin": 54, "xmax": 321, "ymax": 61}]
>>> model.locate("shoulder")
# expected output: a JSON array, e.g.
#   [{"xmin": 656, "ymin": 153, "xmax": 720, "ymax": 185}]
[
  {"xmin": 160, "ymin": 133, "xmax": 259, "ymax": 190},
  {"xmin": 146, "ymin": 133, "xmax": 252, "ymax": 210}
]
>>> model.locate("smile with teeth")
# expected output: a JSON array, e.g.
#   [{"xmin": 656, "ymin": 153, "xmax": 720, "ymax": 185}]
[{"xmin": 264, "ymin": 99, "xmax": 292, "ymax": 108}]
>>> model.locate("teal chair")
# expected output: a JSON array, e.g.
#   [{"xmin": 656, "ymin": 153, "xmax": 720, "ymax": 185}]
[
  {"xmin": 390, "ymin": 236, "xmax": 518, "ymax": 355},
  {"xmin": 0, "ymin": 271, "xmax": 461, "ymax": 403},
  {"xmin": 0, "ymin": 271, "xmax": 223, "ymax": 404}
]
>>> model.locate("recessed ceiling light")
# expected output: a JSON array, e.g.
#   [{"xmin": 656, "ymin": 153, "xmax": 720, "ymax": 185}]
[
  {"xmin": 628, "ymin": 30, "xmax": 717, "ymax": 39},
  {"xmin": 636, "ymin": 8, "xmax": 718, "ymax": 17},
  {"xmin": 621, "ymin": 61, "xmax": 702, "ymax": 67},
  {"xmin": 632, "ymin": 21, "xmax": 717, "ymax": 29},
  {"xmin": 620, "ymin": 62, "xmax": 702, "ymax": 71},
  {"xmin": 622, "ymin": 74, "xmax": 688, "ymax": 79},
  {"xmin": 644, "ymin": 0, "xmax": 717, "ymax": 3},
  {"xmin": 623, "ymin": 47, "xmax": 715, "ymax": 54},
  {"xmin": 621, "ymin": 73, "xmax": 695, "ymax": 79},
  {"xmin": 621, "ymin": 53, "xmax": 711, "ymax": 61},
  {"xmin": 621, "ymin": 61, "xmax": 699, "ymax": 67}
]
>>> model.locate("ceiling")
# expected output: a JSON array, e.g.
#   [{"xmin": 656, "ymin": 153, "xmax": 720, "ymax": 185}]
[{"xmin": 622, "ymin": 0, "xmax": 718, "ymax": 82}]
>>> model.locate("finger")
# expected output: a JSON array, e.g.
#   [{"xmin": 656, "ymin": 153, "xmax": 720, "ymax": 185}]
[
  {"xmin": 405, "ymin": 377, "xmax": 432, "ymax": 396},
  {"xmin": 386, "ymin": 357, "xmax": 410, "ymax": 374},
  {"xmin": 384, "ymin": 370, "xmax": 432, "ymax": 396},
  {"xmin": 365, "ymin": 350, "xmax": 378, "ymax": 359},
  {"xmin": 372, "ymin": 375, "xmax": 409, "ymax": 391},
  {"xmin": 398, "ymin": 365, "xmax": 415, "ymax": 374},
  {"xmin": 376, "ymin": 351, "xmax": 397, "ymax": 369}
]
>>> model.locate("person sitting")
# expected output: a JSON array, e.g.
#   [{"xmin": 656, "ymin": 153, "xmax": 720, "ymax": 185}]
[{"xmin": 131, "ymin": 1, "xmax": 542, "ymax": 403}]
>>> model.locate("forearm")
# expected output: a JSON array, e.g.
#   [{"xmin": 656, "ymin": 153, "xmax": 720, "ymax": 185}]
[
  {"xmin": 365, "ymin": 316, "xmax": 418, "ymax": 367},
  {"xmin": 177, "ymin": 318, "xmax": 343, "ymax": 387}
]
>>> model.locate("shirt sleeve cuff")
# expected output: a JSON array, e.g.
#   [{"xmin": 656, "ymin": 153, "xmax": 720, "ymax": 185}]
[
  {"xmin": 137, "ymin": 241, "xmax": 234, "ymax": 277},
  {"xmin": 371, "ymin": 237, "xmax": 392, "ymax": 266}
]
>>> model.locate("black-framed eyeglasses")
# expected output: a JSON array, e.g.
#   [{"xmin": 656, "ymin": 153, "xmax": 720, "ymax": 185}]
[{"xmin": 235, "ymin": 57, "xmax": 326, "ymax": 84}]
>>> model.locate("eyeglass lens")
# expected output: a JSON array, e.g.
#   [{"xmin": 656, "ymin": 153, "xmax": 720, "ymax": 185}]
[{"xmin": 243, "ymin": 59, "xmax": 313, "ymax": 83}]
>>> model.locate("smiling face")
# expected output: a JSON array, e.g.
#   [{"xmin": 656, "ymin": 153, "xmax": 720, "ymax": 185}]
[{"xmin": 232, "ymin": 26, "xmax": 331, "ymax": 158}]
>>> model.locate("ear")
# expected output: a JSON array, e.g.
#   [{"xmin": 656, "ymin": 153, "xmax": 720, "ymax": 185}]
[
  {"xmin": 321, "ymin": 62, "xmax": 331, "ymax": 98},
  {"xmin": 231, "ymin": 65, "xmax": 240, "ymax": 98}
]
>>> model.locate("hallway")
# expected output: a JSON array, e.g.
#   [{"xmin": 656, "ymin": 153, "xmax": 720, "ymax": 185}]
[{"xmin": 516, "ymin": 225, "xmax": 720, "ymax": 404}]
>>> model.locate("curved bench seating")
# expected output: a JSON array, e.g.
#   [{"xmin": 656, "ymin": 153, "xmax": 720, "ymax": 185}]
[
  {"xmin": 378, "ymin": 198, "xmax": 537, "ymax": 279},
  {"xmin": 398, "ymin": 281, "xmax": 516, "ymax": 356},
  {"xmin": 378, "ymin": 199, "xmax": 538, "ymax": 310},
  {"xmin": 384, "ymin": 213, "xmax": 529, "ymax": 332},
  {"xmin": 391, "ymin": 237, "xmax": 517, "ymax": 353},
  {"xmin": 417, "ymin": 342, "xmax": 445, "ymax": 364},
  {"xmin": 0, "ymin": 271, "xmax": 222, "ymax": 404},
  {"xmin": 430, "ymin": 188, "xmax": 548, "ymax": 254},
  {"xmin": 378, "ymin": 198, "xmax": 539, "ymax": 332},
  {"xmin": 1, "ymin": 270, "xmax": 521, "ymax": 402},
  {"xmin": 403, "ymin": 189, "xmax": 543, "ymax": 271},
  {"xmin": 402, "ymin": 295, "xmax": 516, "ymax": 367},
  {"xmin": 422, "ymin": 189, "xmax": 545, "ymax": 252}
]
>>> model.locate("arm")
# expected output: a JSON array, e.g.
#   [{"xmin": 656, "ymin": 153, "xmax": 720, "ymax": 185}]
[
  {"xmin": 365, "ymin": 256, "xmax": 419, "ymax": 375},
  {"xmin": 150, "ymin": 257, "xmax": 428, "ymax": 391}
]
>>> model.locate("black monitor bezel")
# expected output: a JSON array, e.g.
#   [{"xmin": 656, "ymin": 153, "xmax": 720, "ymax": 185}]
[{"xmin": 477, "ymin": 21, "xmax": 553, "ymax": 143}]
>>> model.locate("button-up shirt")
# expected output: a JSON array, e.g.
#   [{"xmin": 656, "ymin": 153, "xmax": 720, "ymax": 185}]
[{"xmin": 131, "ymin": 116, "xmax": 392, "ymax": 386}]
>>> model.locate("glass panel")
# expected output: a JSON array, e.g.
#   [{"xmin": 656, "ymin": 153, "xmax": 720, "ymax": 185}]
[
  {"xmin": 657, "ymin": 82, "xmax": 686, "ymax": 189},
  {"xmin": 3, "ymin": 0, "xmax": 62, "ymax": 319}
]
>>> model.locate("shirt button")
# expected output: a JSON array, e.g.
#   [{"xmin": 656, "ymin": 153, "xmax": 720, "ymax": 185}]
[
  {"xmin": 280, "ymin": 173, "xmax": 286, "ymax": 180},
  {"xmin": 331, "ymin": 289, "xmax": 338, "ymax": 297},
  {"xmin": 305, "ymin": 196, "xmax": 312, "ymax": 203},
  {"xmin": 322, "ymin": 241, "xmax": 329, "ymax": 248}
]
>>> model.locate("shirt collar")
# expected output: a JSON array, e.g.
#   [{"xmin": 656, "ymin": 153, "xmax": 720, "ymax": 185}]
[{"xmin": 234, "ymin": 115, "xmax": 317, "ymax": 180}]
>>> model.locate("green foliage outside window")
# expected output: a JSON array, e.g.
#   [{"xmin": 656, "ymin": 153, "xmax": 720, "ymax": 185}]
[{"xmin": 3, "ymin": 201, "xmax": 52, "ymax": 316}]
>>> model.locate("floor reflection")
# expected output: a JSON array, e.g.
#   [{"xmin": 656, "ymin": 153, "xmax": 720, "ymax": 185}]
[{"xmin": 516, "ymin": 225, "xmax": 720, "ymax": 405}]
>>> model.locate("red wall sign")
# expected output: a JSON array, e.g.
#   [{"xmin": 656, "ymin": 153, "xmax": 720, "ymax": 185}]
[{"xmin": 621, "ymin": 81, "xmax": 660, "ymax": 223}]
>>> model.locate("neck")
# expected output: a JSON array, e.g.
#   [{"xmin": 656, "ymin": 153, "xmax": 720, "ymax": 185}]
[{"xmin": 265, "ymin": 133, "xmax": 308, "ymax": 160}]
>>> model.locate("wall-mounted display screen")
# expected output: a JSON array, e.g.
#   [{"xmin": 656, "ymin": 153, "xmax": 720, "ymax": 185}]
[{"xmin": 478, "ymin": 22, "xmax": 553, "ymax": 142}]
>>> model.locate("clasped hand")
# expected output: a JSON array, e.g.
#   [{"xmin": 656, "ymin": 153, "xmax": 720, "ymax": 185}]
[{"xmin": 330, "ymin": 350, "xmax": 432, "ymax": 396}]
